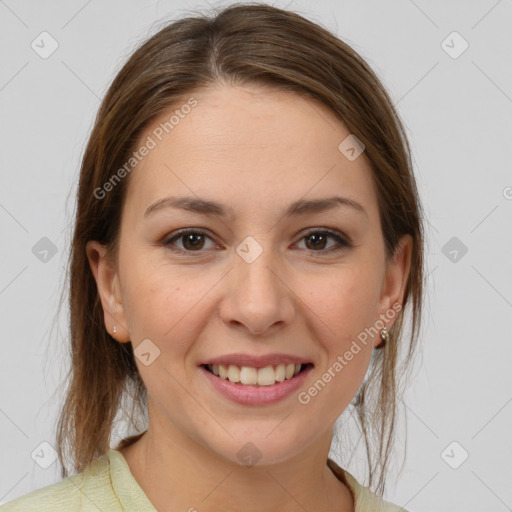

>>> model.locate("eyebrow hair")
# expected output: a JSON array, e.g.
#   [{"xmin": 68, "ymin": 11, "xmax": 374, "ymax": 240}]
[{"xmin": 144, "ymin": 195, "xmax": 367, "ymax": 219}]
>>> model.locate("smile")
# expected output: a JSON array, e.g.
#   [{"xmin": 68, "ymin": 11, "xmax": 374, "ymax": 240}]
[
  {"xmin": 199, "ymin": 363, "xmax": 314, "ymax": 406},
  {"xmin": 203, "ymin": 363, "xmax": 312, "ymax": 386}
]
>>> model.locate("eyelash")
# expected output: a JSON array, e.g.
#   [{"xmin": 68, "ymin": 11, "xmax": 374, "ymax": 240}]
[{"xmin": 163, "ymin": 228, "xmax": 352, "ymax": 255}]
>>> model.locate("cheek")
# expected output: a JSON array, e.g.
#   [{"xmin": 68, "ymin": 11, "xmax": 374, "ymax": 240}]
[
  {"xmin": 121, "ymin": 259, "xmax": 215, "ymax": 350},
  {"xmin": 300, "ymin": 263, "xmax": 381, "ymax": 344},
  {"xmin": 299, "ymin": 272, "xmax": 376, "ymax": 413}
]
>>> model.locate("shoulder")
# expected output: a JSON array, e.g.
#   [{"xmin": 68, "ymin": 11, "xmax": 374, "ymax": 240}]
[
  {"xmin": 0, "ymin": 452, "xmax": 121, "ymax": 512},
  {"xmin": 327, "ymin": 458, "xmax": 408, "ymax": 512},
  {"xmin": 0, "ymin": 476, "xmax": 83, "ymax": 511}
]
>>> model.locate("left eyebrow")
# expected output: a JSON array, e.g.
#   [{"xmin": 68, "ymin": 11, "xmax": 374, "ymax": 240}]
[{"xmin": 143, "ymin": 195, "xmax": 368, "ymax": 219}]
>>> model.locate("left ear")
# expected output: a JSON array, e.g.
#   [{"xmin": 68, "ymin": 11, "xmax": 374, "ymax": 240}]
[{"xmin": 375, "ymin": 234, "xmax": 413, "ymax": 346}]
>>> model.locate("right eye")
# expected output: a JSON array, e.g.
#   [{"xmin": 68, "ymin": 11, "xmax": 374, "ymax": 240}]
[{"xmin": 163, "ymin": 229, "xmax": 219, "ymax": 253}]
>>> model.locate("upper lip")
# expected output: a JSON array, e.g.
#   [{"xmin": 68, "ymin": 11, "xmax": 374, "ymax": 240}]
[{"xmin": 201, "ymin": 353, "xmax": 313, "ymax": 369}]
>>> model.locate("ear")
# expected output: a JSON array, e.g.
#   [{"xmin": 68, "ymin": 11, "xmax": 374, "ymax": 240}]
[
  {"xmin": 85, "ymin": 240, "xmax": 130, "ymax": 343},
  {"xmin": 374, "ymin": 234, "xmax": 413, "ymax": 347}
]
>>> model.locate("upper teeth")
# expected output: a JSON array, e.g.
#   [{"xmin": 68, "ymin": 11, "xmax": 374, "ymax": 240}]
[{"xmin": 208, "ymin": 363, "xmax": 302, "ymax": 386}]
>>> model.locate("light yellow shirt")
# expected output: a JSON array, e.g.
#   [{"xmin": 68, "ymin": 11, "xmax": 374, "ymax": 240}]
[{"xmin": 0, "ymin": 450, "xmax": 407, "ymax": 511}]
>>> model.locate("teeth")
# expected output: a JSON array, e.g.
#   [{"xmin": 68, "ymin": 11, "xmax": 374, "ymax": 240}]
[
  {"xmin": 275, "ymin": 364, "xmax": 286, "ymax": 382},
  {"xmin": 227, "ymin": 365, "xmax": 240, "ymax": 382},
  {"xmin": 218, "ymin": 365, "xmax": 228, "ymax": 379},
  {"xmin": 257, "ymin": 366, "xmax": 275, "ymax": 386},
  {"xmin": 207, "ymin": 363, "xmax": 304, "ymax": 386},
  {"xmin": 240, "ymin": 366, "xmax": 258, "ymax": 385}
]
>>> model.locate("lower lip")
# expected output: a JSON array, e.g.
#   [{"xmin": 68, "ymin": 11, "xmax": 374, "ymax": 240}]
[{"xmin": 199, "ymin": 365, "xmax": 313, "ymax": 406}]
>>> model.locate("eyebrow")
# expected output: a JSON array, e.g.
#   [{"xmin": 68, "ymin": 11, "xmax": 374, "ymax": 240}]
[{"xmin": 144, "ymin": 195, "xmax": 367, "ymax": 219}]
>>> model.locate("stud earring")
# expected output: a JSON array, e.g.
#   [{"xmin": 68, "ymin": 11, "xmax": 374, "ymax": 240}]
[
  {"xmin": 113, "ymin": 325, "xmax": 117, "ymax": 334},
  {"xmin": 378, "ymin": 326, "xmax": 389, "ymax": 349}
]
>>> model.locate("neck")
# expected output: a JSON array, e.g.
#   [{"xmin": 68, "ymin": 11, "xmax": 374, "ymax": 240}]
[{"xmin": 118, "ymin": 421, "xmax": 354, "ymax": 512}]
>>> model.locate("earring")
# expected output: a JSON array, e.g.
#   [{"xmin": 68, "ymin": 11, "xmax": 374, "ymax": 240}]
[
  {"xmin": 113, "ymin": 325, "xmax": 117, "ymax": 334},
  {"xmin": 378, "ymin": 326, "xmax": 389, "ymax": 348}
]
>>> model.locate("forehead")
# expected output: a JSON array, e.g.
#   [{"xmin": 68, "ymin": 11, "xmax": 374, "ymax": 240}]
[{"xmin": 123, "ymin": 84, "xmax": 378, "ymax": 223}]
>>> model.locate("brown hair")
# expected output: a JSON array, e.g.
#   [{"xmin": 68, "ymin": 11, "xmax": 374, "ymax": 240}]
[{"xmin": 56, "ymin": 2, "xmax": 425, "ymax": 495}]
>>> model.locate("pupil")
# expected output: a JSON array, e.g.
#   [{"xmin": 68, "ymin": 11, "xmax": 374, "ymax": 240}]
[
  {"xmin": 184, "ymin": 234, "xmax": 203, "ymax": 250},
  {"xmin": 307, "ymin": 233, "xmax": 326, "ymax": 250}
]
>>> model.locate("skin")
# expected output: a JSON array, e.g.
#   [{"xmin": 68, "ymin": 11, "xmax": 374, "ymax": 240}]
[{"xmin": 86, "ymin": 83, "xmax": 412, "ymax": 512}]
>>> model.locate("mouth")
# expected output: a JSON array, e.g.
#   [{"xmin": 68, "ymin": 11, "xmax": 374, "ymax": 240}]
[{"xmin": 201, "ymin": 362, "xmax": 314, "ymax": 387}]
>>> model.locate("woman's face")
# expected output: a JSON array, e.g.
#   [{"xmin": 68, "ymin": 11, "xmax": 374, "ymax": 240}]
[{"xmin": 87, "ymin": 84, "xmax": 411, "ymax": 466}]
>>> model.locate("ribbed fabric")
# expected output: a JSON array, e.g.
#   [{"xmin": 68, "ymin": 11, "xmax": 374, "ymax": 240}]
[
  {"xmin": 1, "ymin": 450, "xmax": 407, "ymax": 511},
  {"xmin": 327, "ymin": 459, "xmax": 408, "ymax": 512}
]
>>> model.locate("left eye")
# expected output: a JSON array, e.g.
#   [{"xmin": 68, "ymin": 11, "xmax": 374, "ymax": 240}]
[
  {"xmin": 295, "ymin": 229, "xmax": 350, "ymax": 252},
  {"xmin": 164, "ymin": 229, "xmax": 350, "ymax": 254}
]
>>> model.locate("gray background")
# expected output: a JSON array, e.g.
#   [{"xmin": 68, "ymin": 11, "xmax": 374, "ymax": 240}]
[{"xmin": 1, "ymin": 0, "xmax": 511, "ymax": 510}]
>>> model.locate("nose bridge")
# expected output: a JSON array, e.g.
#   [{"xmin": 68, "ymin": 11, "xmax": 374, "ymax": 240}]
[
  {"xmin": 236, "ymin": 234, "xmax": 281, "ymax": 302},
  {"xmin": 221, "ymin": 234, "xmax": 294, "ymax": 334}
]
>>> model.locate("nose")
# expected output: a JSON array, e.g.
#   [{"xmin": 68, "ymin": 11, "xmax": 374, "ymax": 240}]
[{"xmin": 218, "ymin": 242, "xmax": 296, "ymax": 336}]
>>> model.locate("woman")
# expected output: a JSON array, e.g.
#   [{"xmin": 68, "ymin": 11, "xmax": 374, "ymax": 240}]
[{"xmin": 1, "ymin": 3, "xmax": 424, "ymax": 511}]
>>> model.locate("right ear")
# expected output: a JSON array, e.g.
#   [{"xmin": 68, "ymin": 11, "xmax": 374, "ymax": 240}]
[{"xmin": 85, "ymin": 240, "xmax": 130, "ymax": 343}]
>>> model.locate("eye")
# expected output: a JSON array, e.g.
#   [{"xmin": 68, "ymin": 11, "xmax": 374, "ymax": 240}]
[
  {"xmin": 294, "ymin": 228, "xmax": 351, "ymax": 253},
  {"xmin": 163, "ymin": 227, "xmax": 351, "ymax": 255},
  {"xmin": 164, "ymin": 229, "xmax": 217, "ymax": 252}
]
